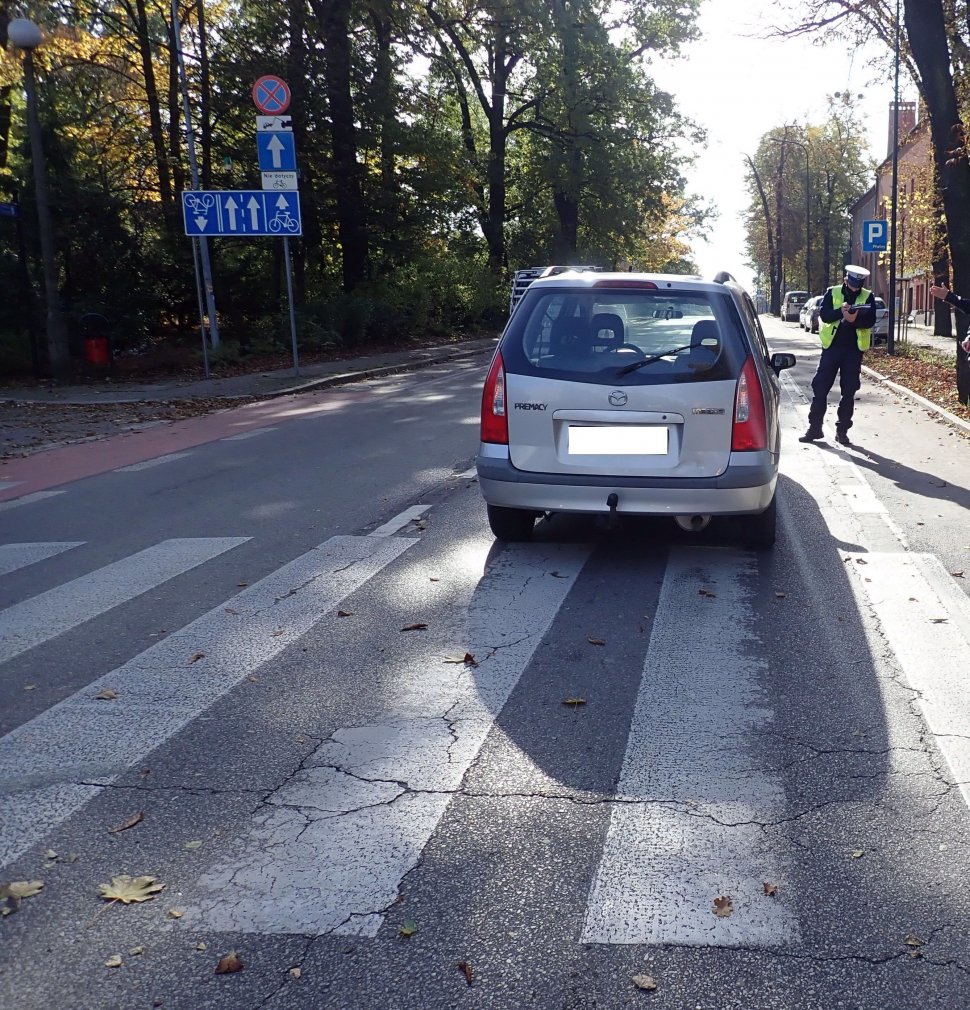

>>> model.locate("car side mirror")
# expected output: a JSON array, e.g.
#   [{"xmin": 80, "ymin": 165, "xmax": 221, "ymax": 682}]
[{"xmin": 770, "ymin": 352, "xmax": 796, "ymax": 375}]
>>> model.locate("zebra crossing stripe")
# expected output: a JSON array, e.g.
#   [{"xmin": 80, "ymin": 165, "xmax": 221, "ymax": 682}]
[
  {"xmin": 186, "ymin": 541, "xmax": 590, "ymax": 936},
  {"xmin": 0, "ymin": 542, "xmax": 84, "ymax": 578},
  {"xmin": 582, "ymin": 547, "xmax": 799, "ymax": 946},
  {"xmin": 0, "ymin": 535, "xmax": 415, "ymax": 870},
  {"xmin": 0, "ymin": 538, "xmax": 250, "ymax": 666}
]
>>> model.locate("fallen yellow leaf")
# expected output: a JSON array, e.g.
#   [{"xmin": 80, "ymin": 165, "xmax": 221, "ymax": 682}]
[
  {"xmin": 104, "ymin": 954, "xmax": 123, "ymax": 968},
  {"xmin": 289, "ymin": 967, "xmax": 302, "ymax": 979},
  {"xmin": 6, "ymin": 880, "xmax": 44, "ymax": 899},
  {"xmin": 183, "ymin": 840, "xmax": 203, "ymax": 851},
  {"xmin": 98, "ymin": 875, "xmax": 165, "ymax": 904},
  {"xmin": 763, "ymin": 882, "xmax": 779, "ymax": 897},
  {"xmin": 167, "ymin": 908, "xmax": 183, "ymax": 919},
  {"xmin": 632, "ymin": 974, "xmax": 658, "ymax": 990},
  {"xmin": 398, "ymin": 920, "xmax": 418, "ymax": 937},
  {"xmin": 94, "ymin": 688, "xmax": 119, "ymax": 700},
  {"xmin": 562, "ymin": 697, "xmax": 587, "ymax": 707},
  {"xmin": 129, "ymin": 946, "xmax": 145, "ymax": 956},
  {"xmin": 587, "ymin": 637, "xmax": 606, "ymax": 646},
  {"xmin": 851, "ymin": 849, "xmax": 865, "ymax": 859}
]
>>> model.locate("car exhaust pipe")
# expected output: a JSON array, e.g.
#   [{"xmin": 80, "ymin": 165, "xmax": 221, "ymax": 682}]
[{"xmin": 675, "ymin": 514, "xmax": 711, "ymax": 532}]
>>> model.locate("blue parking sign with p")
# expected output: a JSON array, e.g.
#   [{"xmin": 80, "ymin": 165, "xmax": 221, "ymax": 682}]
[{"xmin": 862, "ymin": 219, "xmax": 888, "ymax": 252}]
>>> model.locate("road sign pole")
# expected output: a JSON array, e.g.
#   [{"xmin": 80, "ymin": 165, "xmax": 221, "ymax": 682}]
[
  {"xmin": 191, "ymin": 238, "xmax": 211, "ymax": 379},
  {"xmin": 173, "ymin": 0, "xmax": 220, "ymax": 350},
  {"xmin": 282, "ymin": 236, "xmax": 299, "ymax": 376}
]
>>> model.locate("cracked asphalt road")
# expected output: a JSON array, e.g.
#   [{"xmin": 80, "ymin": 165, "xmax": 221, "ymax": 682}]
[{"xmin": 2, "ymin": 334, "xmax": 970, "ymax": 1008}]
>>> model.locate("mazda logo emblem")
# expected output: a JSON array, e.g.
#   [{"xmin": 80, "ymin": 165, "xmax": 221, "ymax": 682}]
[{"xmin": 609, "ymin": 390, "xmax": 628, "ymax": 406}]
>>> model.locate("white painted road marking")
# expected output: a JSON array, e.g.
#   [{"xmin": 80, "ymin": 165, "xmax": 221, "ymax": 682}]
[
  {"xmin": 0, "ymin": 490, "xmax": 67, "ymax": 511},
  {"xmin": 583, "ymin": 547, "xmax": 798, "ymax": 947},
  {"xmin": 0, "ymin": 481, "xmax": 24, "ymax": 492},
  {"xmin": 845, "ymin": 551, "xmax": 970, "ymax": 807},
  {"xmin": 0, "ymin": 535, "xmax": 415, "ymax": 869},
  {"xmin": 188, "ymin": 541, "xmax": 590, "ymax": 936},
  {"xmin": 221, "ymin": 427, "xmax": 278, "ymax": 441},
  {"xmin": 368, "ymin": 505, "xmax": 430, "ymax": 537},
  {"xmin": 0, "ymin": 537, "xmax": 249, "ymax": 666},
  {"xmin": 0, "ymin": 542, "xmax": 84, "ymax": 577},
  {"xmin": 115, "ymin": 452, "xmax": 192, "ymax": 472}
]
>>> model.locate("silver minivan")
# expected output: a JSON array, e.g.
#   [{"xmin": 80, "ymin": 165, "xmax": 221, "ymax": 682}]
[{"xmin": 476, "ymin": 271, "xmax": 795, "ymax": 548}]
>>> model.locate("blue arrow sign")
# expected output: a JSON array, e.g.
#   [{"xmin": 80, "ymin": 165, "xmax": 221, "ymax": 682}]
[
  {"xmin": 0, "ymin": 202, "xmax": 18, "ymax": 219},
  {"xmin": 257, "ymin": 131, "xmax": 297, "ymax": 172},
  {"xmin": 862, "ymin": 219, "xmax": 888, "ymax": 252},
  {"xmin": 181, "ymin": 191, "xmax": 301, "ymax": 237}
]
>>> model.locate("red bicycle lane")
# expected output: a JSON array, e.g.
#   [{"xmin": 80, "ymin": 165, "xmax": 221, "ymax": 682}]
[{"xmin": 0, "ymin": 388, "xmax": 370, "ymax": 503}]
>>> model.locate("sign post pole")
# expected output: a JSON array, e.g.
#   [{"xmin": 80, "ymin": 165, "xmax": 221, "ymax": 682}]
[{"xmin": 282, "ymin": 237, "xmax": 299, "ymax": 376}]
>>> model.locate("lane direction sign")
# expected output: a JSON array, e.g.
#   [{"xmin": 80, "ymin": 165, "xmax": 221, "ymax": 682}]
[
  {"xmin": 257, "ymin": 131, "xmax": 297, "ymax": 172},
  {"xmin": 252, "ymin": 75, "xmax": 291, "ymax": 115},
  {"xmin": 182, "ymin": 191, "xmax": 301, "ymax": 237}
]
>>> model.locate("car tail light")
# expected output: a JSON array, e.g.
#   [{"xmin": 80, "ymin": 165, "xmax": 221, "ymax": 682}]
[
  {"xmin": 481, "ymin": 351, "xmax": 508, "ymax": 444},
  {"xmin": 732, "ymin": 356, "xmax": 767, "ymax": 451}
]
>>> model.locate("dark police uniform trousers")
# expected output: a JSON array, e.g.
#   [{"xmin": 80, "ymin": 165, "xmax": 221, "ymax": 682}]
[{"xmin": 807, "ymin": 325, "xmax": 863, "ymax": 433}]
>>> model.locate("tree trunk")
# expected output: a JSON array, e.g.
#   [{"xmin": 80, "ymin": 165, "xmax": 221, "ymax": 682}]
[
  {"xmin": 773, "ymin": 147, "xmax": 787, "ymax": 314},
  {"xmin": 134, "ymin": 0, "xmax": 173, "ymax": 207},
  {"xmin": 196, "ymin": 0, "xmax": 212, "ymax": 190},
  {"xmin": 287, "ymin": 0, "xmax": 315, "ymax": 303},
  {"xmin": 313, "ymin": 0, "xmax": 369, "ymax": 292},
  {"xmin": 167, "ymin": 17, "xmax": 186, "ymax": 196},
  {"xmin": 905, "ymin": 0, "xmax": 970, "ymax": 400},
  {"xmin": 747, "ymin": 157, "xmax": 779, "ymax": 314}
]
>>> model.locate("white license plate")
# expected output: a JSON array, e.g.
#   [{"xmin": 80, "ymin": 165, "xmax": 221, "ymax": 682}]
[{"xmin": 567, "ymin": 425, "xmax": 668, "ymax": 455}]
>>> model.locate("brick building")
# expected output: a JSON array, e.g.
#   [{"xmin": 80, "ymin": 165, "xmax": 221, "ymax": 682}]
[{"xmin": 848, "ymin": 101, "xmax": 936, "ymax": 321}]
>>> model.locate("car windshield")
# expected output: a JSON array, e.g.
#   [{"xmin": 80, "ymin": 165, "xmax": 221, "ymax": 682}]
[{"xmin": 500, "ymin": 287, "xmax": 749, "ymax": 385}]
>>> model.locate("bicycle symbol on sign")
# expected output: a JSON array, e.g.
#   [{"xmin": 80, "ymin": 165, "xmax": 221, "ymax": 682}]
[
  {"xmin": 268, "ymin": 208, "xmax": 300, "ymax": 234},
  {"xmin": 184, "ymin": 193, "xmax": 215, "ymax": 216}
]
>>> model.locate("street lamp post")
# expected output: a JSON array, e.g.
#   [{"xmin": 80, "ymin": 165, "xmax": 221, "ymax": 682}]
[{"xmin": 7, "ymin": 18, "xmax": 70, "ymax": 379}]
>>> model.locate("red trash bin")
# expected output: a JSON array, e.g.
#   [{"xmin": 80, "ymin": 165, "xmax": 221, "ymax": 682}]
[{"xmin": 83, "ymin": 335, "xmax": 110, "ymax": 365}]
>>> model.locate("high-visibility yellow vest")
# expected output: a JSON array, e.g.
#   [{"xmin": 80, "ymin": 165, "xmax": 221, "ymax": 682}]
[{"xmin": 819, "ymin": 286, "xmax": 873, "ymax": 350}]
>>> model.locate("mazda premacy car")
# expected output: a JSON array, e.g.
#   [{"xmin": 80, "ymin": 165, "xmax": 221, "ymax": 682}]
[{"xmin": 476, "ymin": 270, "xmax": 795, "ymax": 548}]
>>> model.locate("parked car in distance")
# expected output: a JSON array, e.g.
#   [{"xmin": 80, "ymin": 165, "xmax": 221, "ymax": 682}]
[
  {"xmin": 799, "ymin": 295, "xmax": 822, "ymax": 333},
  {"xmin": 477, "ymin": 270, "xmax": 797, "ymax": 549},
  {"xmin": 782, "ymin": 290, "xmax": 809, "ymax": 322},
  {"xmin": 872, "ymin": 297, "xmax": 889, "ymax": 342}
]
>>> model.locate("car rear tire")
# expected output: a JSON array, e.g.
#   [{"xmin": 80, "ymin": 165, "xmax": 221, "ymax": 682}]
[
  {"xmin": 742, "ymin": 494, "xmax": 776, "ymax": 550},
  {"xmin": 487, "ymin": 504, "xmax": 537, "ymax": 541}
]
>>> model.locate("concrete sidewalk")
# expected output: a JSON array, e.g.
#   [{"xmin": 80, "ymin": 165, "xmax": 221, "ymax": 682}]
[{"xmin": 0, "ymin": 336, "xmax": 499, "ymax": 406}]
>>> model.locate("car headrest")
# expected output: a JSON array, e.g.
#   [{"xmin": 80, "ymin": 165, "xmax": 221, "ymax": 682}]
[{"xmin": 590, "ymin": 312, "xmax": 625, "ymax": 347}]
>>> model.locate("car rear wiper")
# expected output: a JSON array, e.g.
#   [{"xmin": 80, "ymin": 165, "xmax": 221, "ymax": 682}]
[{"xmin": 617, "ymin": 342, "xmax": 708, "ymax": 376}]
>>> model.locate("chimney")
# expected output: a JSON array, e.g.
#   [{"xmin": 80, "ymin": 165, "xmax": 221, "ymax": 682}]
[{"xmin": 888, "ymin": 101, "xmax": 917, "ymax": 158}]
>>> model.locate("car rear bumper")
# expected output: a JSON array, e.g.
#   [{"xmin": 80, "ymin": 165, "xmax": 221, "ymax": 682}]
[{"xmin": 476, "ymin": 448, "xmax": 776, "ymax": 515}]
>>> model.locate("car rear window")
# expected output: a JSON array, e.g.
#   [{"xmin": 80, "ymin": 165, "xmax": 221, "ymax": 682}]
[{"xmin": 499, "ymin": 287, "xmax": 750, "ymax": 386}]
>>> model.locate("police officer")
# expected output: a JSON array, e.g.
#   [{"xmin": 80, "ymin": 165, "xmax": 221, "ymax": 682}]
[{"xmin": 799, "ymin": 265, "xmax": 876, "ymax": 446}]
